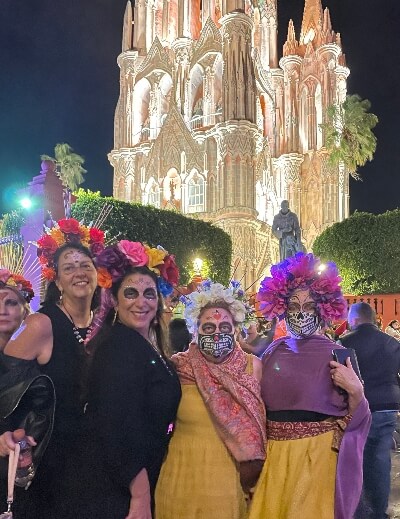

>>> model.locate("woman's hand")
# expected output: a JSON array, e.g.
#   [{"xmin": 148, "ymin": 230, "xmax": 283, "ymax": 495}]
[
  {"xmin": 0, "ymin": 430, "xmax": 36, "ymax": 457},
  {"xmin": 126, "ymin": 468, "xmax": 152, "ymax": 519},
  {"xmin": 239, "ymin": 459, "xmax": 264, "ymax": 493},
  {"xmin": 330, "ymin": 358, "xmax": 364, "ymax": 413}
]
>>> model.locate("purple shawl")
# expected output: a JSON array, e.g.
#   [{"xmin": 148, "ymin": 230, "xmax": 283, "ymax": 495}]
[{"xmin": 261, "ymin": 335, "xmax": 371, "ymax": 519}]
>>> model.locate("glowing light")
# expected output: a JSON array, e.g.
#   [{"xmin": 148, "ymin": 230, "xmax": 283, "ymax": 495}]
[
  {"xmin": 20, "ymin": 197, "xmax": 32, "ymax": 210},
  {"xmin": 318, "ymin": 263, "xmax": 327, "ymax": 275},
  {"xmin": 193, "ymin": 257, "xmax": 203, "ymax": 275}
]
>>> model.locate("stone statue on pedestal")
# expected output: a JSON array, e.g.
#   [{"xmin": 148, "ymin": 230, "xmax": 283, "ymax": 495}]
[{"xmin": 272, "ymin": 200, "xmax": 303, "ymax": 261}]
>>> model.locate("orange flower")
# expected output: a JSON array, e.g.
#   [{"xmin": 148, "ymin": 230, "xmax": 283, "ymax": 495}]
[
  {"xmin": 50, "ymin": 228, "xmax": 66, "ymax": 246},
  {"xmin": 97, "ymin": 267, "xmax": 112, "ymax": 288}
]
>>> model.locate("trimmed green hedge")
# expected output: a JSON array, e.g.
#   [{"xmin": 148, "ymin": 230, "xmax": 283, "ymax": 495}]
[
  {"xmin": 72, "ymin": 191, "xmax": 232, "ymax": 286},
  {"xmin": 313, "ymin": 210, "xmax": 400, "ymax": 295}
]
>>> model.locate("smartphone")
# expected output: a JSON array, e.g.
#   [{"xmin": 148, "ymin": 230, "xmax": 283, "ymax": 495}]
[{"xmin": 332, "ymin": 347, "xmax": 363, "ymax": 384}]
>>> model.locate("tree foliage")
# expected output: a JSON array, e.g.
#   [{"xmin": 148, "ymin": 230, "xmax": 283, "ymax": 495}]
[
  {"xmin": 41, "ymin": 143, "xmax": 87, "ymax": 191},
  {"xmin": 313, "ymin": 210, "xmax": 400, "ymax": 295},
  {"xmin": 72, "ymin": 191, "xmax": 232, "ymax": 286},
  {"xmin": 320, "ymin": 94, "xmax": 378, "ymax": 179}
]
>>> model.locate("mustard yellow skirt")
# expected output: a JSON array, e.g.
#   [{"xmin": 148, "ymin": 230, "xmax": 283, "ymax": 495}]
[
  {"xmin": 248, "ymin": 430, "xmax": 337, "ymax": 519},
  {"xmin": 155, "ymin": 385, "xmax": 247, "ymax": 519}
]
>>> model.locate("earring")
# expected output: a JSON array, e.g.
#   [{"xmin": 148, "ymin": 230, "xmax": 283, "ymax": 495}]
[
  {"xmin": 59, "ymin": 290, "xmax": 63, "ymax": 304},
  {"xmin": 112, "ymin": 309, "xmax": 118, "ymax": 326}
]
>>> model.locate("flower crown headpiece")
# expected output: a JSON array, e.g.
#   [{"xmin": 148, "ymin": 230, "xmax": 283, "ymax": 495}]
[
  {"xmin": 36, "ymin": 218, "xmax": 105, "ymax": 281},
  {"xmin": 0, "ymin": 269, "xmax": 35, "ymax": 303},
  {"xmin": 89, "ymin": 240, "xmax": 180, "ymax": 341},
  {"xmin": 182, "ymin": 279, "xmax": 252, "ymax": 334},
  {"xmin": 256, "ymin": 252, "xmax": 347, "ymax": 323}
]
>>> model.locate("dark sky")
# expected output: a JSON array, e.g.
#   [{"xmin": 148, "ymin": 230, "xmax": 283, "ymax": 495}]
[{"xmin": 1, "ymin": 0, "xmax": 399, "ymax": 216}]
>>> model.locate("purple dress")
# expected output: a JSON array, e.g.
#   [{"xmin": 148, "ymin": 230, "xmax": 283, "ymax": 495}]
[{"xmin": 260, "ymin": 334, "xmax": 371, "ymax": 519}]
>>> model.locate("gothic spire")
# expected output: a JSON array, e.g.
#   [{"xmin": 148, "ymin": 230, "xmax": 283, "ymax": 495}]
[
  {"xmin": 283, "ymin": 19, "xmax": 299, "ymax": 57},
  {"xmin": 122, "ymin": 1, "xmax": 134, "ymax": 51},
  {"xmin": 299, "ymin": 0, "xmax": 323, "ymax": 46}
]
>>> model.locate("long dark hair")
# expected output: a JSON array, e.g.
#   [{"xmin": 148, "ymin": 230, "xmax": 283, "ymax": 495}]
[
  {"xmin": 42, "ymin": 243, "xmax": 99, "ymax": 308},
  {"xmin": 86, "ymin": 266, "xmax": 168, "ymax": 357}
]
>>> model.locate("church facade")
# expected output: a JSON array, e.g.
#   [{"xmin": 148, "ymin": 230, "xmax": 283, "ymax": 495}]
[{"xmin": 109, "ymin": 0, "xmax": 350, "ymax": 286}]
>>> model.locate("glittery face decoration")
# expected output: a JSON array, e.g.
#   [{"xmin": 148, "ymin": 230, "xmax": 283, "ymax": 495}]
[
  {"xmin": 198, "ymin": 333, "xmax": 234, "ymax": 359},
  {"xmin": 212, "ymin": 310, "xmax": 221, "ymax": 320},
  {"xmin": 121, "ymin": 276, "xmax": 158, "ymax": 300},
  {"xmin": 65, "ymin": 250, "xmax": 85, "ymax": 263},
  {"xmin": 0, "ymin": 293, "xmax": 8, "ymax": 301}
]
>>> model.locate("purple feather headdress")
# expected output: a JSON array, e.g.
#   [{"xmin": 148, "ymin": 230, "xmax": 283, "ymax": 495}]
[{"xmin": 256, "ymin": 252, "xmax": 347, "ymax": 323}]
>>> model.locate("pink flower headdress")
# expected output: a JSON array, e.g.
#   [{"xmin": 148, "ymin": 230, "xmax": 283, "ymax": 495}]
[
  {"xmin": 257, "ymin": 252, "xmax": 347, "ymax": 323},
  {"xmin": 0, "ymin": 268, "xmax": 35, "ymax": 303},
  {"xmin": 36, "ymin": 218, "xmax": 105, "ymax": 281},
  {"xmin": 90, "ymin": 240, "xmax": 180, "ymax": 340}
]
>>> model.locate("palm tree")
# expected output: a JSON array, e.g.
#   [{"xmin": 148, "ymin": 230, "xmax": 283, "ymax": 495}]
[
  {"xmin": 320, "ymin": 94, "xmax": 378, "ymax": 179},
  {"xmin": 41, "ymin": 143, "xmax": 87, "ymax": 191}
]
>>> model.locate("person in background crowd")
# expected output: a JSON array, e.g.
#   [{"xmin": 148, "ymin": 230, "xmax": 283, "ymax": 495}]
[
  {"xmin": 168, "ymin": 318, "xmax": 192, "ymax": 354},
  {"xmin": 385, "ymin": 319, "xmax": 400, "ymax": 342},
  {"xmin": 238, "ymin": 317, "xmax": 277, "ymax": 358},
  {"xmin": 0, "ymin": 218, "xmax": 104, "ymax": 518},
  {"xmin": 249, "ymin": 253, "xmax": 371, "ymax": 519},
  {"xmin": 65, "ymin": 240, "xmax": 181, "ymax": 519},
  {"xmin": 342, "ymin": 302, "xmax": 400, "ymax": 519},
  {"xmin": 155, "ymin": 280, "xmax": 266, "ymax": 519},
  {"xmin": 0, "ymin": 269, "xmax": 34, "ymax": 351}
]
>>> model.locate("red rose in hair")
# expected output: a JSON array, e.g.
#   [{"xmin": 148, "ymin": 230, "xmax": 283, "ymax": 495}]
[
  {"xmin": 89, "ymin": 227, "xmax": 105, "ymax": 244},
  {"xmin": 37, "ymin": 235, "xmax": 58, "ymax": 253},
  {"xmin": 159, "ymin": 254, "xmax": 179, "ymax": 286},
  {"xmin": 58, "ymin": 218, "xmax": 80, "ymax": 234}
]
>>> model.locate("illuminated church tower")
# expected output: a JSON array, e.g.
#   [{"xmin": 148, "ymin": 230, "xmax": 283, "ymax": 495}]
[{"xmin": 110, "ymin": 0, "xmax": 349, "ymax": 286}]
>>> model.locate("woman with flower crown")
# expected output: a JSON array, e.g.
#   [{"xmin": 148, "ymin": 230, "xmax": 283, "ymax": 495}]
[
  {"xmin": 0, "ymin": 269, "xmax": 34, "ymax": 351},
  {"xmin": 155, "ymin": 280, "xmax": 266, "ymax": 519},
  {"xmin": 0, "ymin": 218, "xmax": 104, "ymax": 518},
  {"xmin": 63, "ymin": 239, "xmax": 181, "ymax": 519},
  {"xmin": 248, "ymin": 252, "xmax": 371, "ymax": 519}
]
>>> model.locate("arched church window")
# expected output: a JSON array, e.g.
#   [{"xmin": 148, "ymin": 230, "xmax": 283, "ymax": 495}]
[
  {"xmin": 187, "ymin": 172, "xmax": 205, "ymax": 213},
  {"xmin": 147, "ymin": 181, "xmax": 161, "ymax": 208},
  {"xmin": 315, "ymin": 83, "xmax": 323, "ymax": 150}
]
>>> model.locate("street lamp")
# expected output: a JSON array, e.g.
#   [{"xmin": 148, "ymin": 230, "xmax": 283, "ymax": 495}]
[{"xmin": 193, "ymin": 257, "xmax": 203, "ymax": 276}]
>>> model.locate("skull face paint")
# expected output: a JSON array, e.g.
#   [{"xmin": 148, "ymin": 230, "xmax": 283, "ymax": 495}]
[
  {"xmin": 197, "ymin": 306, "xmax": 235, "ymax": 361},
  {"xmin": 198, "ymin": 332, "xmax": 235, "ymax": 359},
  {"xmin": 285, "ymin": 288, "xmax": 320, "ymax": 338}
]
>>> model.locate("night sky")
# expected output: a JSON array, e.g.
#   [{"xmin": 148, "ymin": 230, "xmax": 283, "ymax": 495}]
[{"xmin": 1, "ymin": 0, "xmax": 399, "ymax": 216}]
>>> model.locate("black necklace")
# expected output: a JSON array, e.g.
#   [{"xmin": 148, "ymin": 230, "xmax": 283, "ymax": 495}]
[{"xmin": 62, "ymin": 306, "xmax": 93, "ymax": 345}]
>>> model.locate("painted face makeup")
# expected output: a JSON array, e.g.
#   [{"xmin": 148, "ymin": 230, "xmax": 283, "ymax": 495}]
[
  {"xmin": 197, "ymin": 307, "xmax": 235, "ymax": 361},
  {"xmin": 285, "ymin": 288, "xmax": 320, "ymax": 338},
  {"xmin": 116, "ymin": 273, "xmax": 159, "ymax": 338}
]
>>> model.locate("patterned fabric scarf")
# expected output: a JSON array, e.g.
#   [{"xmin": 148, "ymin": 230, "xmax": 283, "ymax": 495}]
[{"xmin": 172, "ymin": 343, "xmax": 266, "ymax": 462}]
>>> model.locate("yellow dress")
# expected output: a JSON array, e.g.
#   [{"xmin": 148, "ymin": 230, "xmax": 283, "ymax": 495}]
[
  {"xmin": 248, "ymin": 430, "xmax": 337, "ymax": 519},
  {"xmin": 155, "ymin": 384, "xmax": 247, "ymax": 519}
]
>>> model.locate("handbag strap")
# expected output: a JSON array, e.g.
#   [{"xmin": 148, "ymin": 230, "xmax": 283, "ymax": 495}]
[{"xmin": 6, "ymin": 443, "xmax": 20, "ymax": 508}]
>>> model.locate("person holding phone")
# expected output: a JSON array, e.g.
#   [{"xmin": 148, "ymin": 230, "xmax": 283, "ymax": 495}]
[{"xmin": 248, "ymin": 252, "xmax": 371, "ymax": 519}]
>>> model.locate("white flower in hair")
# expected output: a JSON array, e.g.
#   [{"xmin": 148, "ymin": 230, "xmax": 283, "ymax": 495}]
[{"xmin": 182, "ymin": 279, "xmax": 250, "ymax": 333}]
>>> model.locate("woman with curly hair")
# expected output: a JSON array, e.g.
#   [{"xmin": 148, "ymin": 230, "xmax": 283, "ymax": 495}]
[{"xmin": 248, "ymin": 252, "xmax": 371, "ymax": 519}]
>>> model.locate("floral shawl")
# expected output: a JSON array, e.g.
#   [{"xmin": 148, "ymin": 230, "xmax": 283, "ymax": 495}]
[{"xmin": 172, "ymin": 343, "xmax": 266, "ymax": 462}]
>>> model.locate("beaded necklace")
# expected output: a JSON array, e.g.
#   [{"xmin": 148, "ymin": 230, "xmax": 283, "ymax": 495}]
[{"xmin": 62, "ymin": 305, "xmax": 94, "ymax": 346}]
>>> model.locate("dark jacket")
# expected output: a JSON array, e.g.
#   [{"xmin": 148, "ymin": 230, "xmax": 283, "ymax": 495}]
[
  {"xmin": 341, "ymin": 323, "xmax": 400, "ymax": 411},
  {"xmin": 0, "ymin": 354, "xmax": 56, "ymax": 482}
]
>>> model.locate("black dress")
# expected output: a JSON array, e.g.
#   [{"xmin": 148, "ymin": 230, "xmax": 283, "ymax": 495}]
[
  {"xmin": 64, "ymin": 322, "xmax": 181, "ymax": 519},
  {"xmin": 0, "ymin": 304, "xmax": 92, "ymax": 518}
]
